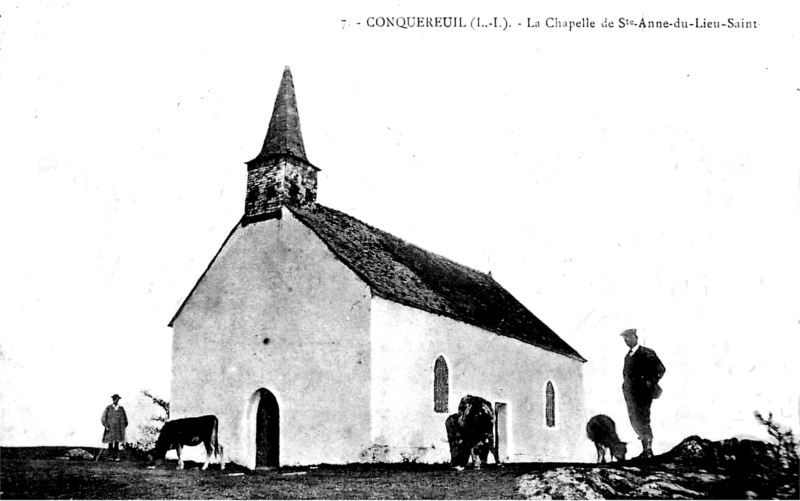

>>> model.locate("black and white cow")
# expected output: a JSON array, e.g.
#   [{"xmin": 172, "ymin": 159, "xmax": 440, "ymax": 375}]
[
  {"xmin": 149, "ymin": 415, "xmax": 224, "ymax": 470},
  {"xmin": 445, "ymin": 395, "xmax": 500, "ymax": 470}
]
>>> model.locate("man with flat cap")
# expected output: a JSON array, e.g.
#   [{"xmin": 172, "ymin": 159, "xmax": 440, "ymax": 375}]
[
  {"xmin": 620, "ymin": 328, "xmax": 665, "ymax": 459},
  {"xmin": 101, "ymin": 394, "xmax": 128, "ymax": 461}
]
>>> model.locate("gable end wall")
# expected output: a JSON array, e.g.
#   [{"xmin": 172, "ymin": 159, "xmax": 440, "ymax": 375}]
[{"xmin": 171, "ymin": 210, "xmax": 372, "ymax": 467}]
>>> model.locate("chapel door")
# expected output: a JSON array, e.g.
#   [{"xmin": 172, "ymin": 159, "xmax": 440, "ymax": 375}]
[
  {"xmin": 495, "ymin": 402, "xmax": 509, "ymax": 462},
  {"xmin": 255, "ymin": 388, "xmax": 280, "ymax": 468}
]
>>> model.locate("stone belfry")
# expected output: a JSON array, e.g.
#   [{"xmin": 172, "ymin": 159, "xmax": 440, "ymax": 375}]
[{"xmin": 244, "ymin": 66, "xmax": 319, "ymax": 224}]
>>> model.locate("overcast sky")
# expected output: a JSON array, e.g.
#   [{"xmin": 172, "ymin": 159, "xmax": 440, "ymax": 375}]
[{"xmin": 1, "ymin": 1, "xmax": 798, "ymax": 457}]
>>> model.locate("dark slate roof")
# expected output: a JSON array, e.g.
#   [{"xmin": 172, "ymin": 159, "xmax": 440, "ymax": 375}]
[
  {"xmin": 290, "ymin": 204, "xmax": 586, "ymax": 362},
  {"xmin": 249, "ymin": 66, "xmax": 309, "ymax": 164}
]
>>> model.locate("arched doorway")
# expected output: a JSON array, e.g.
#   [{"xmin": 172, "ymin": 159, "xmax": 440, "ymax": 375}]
[{"xmin": 255, "ymin": 388, "xmax": 280, "ymax": 467}]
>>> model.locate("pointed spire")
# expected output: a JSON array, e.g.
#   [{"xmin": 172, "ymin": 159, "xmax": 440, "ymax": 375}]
[
  {"xmin": 254, "ymin": 66, "xmax": 308, "ymax": 162},
  {"xmin": 244, "ymin": 67, "xmax": 318, "ymax": 223}
]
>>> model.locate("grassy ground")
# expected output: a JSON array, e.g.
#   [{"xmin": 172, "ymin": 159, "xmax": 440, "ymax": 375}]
[
  {"xmin": 0, "ymin": 447, "xmax": 526, "ymax": 499},
  {"xmin": 5, "ymin": 445, "xmax": 795, "ymax": 499}
]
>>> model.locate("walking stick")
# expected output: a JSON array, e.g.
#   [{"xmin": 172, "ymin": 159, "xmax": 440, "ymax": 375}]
[{"xmin": 95, "ymin": 428, "xmax": 107, "ymax": 462}]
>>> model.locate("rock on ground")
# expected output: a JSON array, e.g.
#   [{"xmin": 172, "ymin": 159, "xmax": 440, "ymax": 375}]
[{"xmin": 66, "ymin": 448, "xmax": 95, "ymax": 460}]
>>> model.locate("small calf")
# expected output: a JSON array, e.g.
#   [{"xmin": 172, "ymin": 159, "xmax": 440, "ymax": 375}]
[{"xmin": 586, "ymin": 414, "xmax": 627, "ymax": 463}]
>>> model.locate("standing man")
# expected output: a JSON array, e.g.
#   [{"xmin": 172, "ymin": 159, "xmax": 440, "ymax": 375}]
[
  {"xmin": 101, "ymin": 394, "xmax": 128, "ymax": 461},
  {"xmin": 620, "ymin": 328, "xmax": 665, "ymax": 459}
]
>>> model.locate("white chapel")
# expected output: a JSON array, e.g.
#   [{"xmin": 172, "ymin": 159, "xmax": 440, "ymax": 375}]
[{"xmin": 168, "ymin": 67, "xmax": 587, "ymax": 468}]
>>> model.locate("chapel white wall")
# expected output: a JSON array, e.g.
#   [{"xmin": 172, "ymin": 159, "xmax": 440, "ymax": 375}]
[
  {"xmin": 170, "ymin": 210, "xmax": 372, "ymax": 468},
  {"xmin": 370, "ymin": 297, "xmax": 587, "ymax": 463}
]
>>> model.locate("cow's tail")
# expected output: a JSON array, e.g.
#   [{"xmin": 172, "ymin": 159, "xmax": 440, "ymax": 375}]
[
  {"xmin": 213, "ymin": 416, "xmax": 225, "ymax": 470},
  {"xmin": 213, "ymin": 416, "xmax": 220, "ymax": 458}
]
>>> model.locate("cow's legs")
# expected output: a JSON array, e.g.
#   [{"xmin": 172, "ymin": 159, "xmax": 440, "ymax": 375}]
[
  {"xmin": 176, "ymin": 444, "xmax": 184, "ymax": 470},
  {"xmin": 595, "ymin": 443, "xmax": 605, "ymax": 464},
  {"xmin": 491, "ymin": 442, "xmax": 501, "ymax": 466},
  {"xmin": 478, "ymin": 447, "xmax": 493, "ymax": 468},
  {"xmin": 472, "ymin": 449, "xmax": 482, "ymax": 470},
  {"xmin": 202, "ymin": 441, "xmax": 212, "ymax": 470}
]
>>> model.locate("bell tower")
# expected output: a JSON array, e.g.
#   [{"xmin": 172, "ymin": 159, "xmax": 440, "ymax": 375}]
[{"xmin": 244, "ymin": 67, "xmax": 319, "ymax": 225}]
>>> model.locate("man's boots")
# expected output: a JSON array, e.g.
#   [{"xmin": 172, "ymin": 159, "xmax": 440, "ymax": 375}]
[{"xmin": 635, "ymin": 438, "xmax": 653, "ymax": 459}]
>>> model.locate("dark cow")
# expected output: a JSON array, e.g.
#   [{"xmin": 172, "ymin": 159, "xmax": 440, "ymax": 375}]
[
  {"xmin": 445, "ymin": 395, "xmax": 500, "ymax": 470},
  {"xmin": 149, "ymin": 415, "xmax": 224, "ymax": 470},
  {"xmin": 586, "ymin": 414, "xmax": 627, "ymax": 463}
]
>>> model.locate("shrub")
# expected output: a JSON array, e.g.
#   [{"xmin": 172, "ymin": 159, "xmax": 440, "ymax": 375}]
[
  {"xmin": 754, "ymin": 411, "xmax": 799, "ymax": 471},
  {"xmin": 126, "ymin": 390, "xmax": 170, "ymax": 456}
]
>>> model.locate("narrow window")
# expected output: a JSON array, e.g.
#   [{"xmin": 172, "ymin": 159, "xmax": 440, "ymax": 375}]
[
  {"xmin": 545, "ymin": 381, "xmax": 556, "ymax": 428},
  {"xmin": 288, "ymin": 184, "xmax": 300, "ymax": 200},
  {"xmin": 433, "ymin": 356, "xmax": 449, "ymax": 413}
]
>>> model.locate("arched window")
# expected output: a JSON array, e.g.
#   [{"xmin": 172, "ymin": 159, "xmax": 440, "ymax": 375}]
[
  {"xmin": 545, "ymin": 381, "xmax": 556, "ymax": 428},
  {"xmin": 433, "ymin": 356, "xmax": 449, "ymax": 413}
]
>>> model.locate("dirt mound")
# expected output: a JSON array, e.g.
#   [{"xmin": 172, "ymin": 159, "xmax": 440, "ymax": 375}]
[
  {"xmin": 518, "ymin": 436, "xmax": 798, "ymax": 499},
  {"xmin": 664, "ymin": 435, "xmax": 776, "ymax": 465},
  {"xmin": 518, "ymin": 465, "xmax": 716, "ymax": 500}
]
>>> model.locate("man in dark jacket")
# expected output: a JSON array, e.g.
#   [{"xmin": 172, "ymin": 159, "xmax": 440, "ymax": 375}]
[
  {"xmin": 620, "ymin": 328, "xmax": 665, "ymax": 459},
  {"xmin": 101, "ymin": 394, "xmax": 128, "ymax": 461}
]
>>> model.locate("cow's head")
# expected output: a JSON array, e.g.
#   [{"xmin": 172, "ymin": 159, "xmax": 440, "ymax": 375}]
[
  {"xmin": 147, "ymin": 434, "xmax": 170, "ymax": 466},
  {"xmin": 146, "ymin": 449, "xmax": 168, "ymax": 470},
  {"xmin": 610, "ymin": 441, "xmax": 628, "ymax": 462},
  {"xmin": 472, "ymin": 435, "xmax": 493, "ymax": 453}
]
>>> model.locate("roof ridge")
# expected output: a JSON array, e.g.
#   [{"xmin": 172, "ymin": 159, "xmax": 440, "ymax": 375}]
[
  {"xmin": 289, "ymin": 204, "xmax": 585, "ymax": 362},
  {"xmin": 287, "ymin": 204, "xmax": 456, "ymax": 306},
  {"xmin": 313, "ymin": 203, "xmax": 494, "ymax": 280}
]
